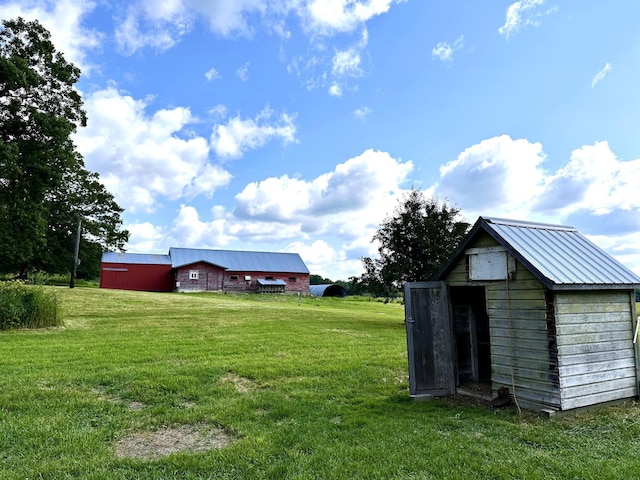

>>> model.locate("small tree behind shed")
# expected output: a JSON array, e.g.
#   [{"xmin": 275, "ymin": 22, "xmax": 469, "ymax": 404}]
[{"xmin": 354, "ymin": 189, "xmax": 469, "ymax": 294}]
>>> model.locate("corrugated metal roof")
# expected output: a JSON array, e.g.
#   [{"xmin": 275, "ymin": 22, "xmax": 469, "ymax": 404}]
[
  {"xmin": 257, "ymin": 279, "xmax": 287, "ymax": 285},
  {"xmin": 435, "ymin": 217, "xmax": 640, "ymax": 289},
  {"xmin": 101, "ymin": 252, "xmax": 172, "ymax": 265},
  {"xmin": 169, "ymin": 247, "xmax": 310, "ymax": 274}
]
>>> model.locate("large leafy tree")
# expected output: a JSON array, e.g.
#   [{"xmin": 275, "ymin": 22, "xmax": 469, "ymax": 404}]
[
  {"xmin": 354, "ymin": 189, "xmax": 469, "ymax": 295},
  {"xmin": 0, "ymin": 17, "xmax": 128, "ymax": 278}
]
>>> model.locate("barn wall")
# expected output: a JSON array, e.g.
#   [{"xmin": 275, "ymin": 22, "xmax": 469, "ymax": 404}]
[
  {"xmin": 555, "ymin": 290, "xmax": 638, "ymax": 410},
  {"xmin": 443, "ymin": 232, "xmax": 561, "ymax": 411},
  {"xmin": 175, "ymin": 262, "xmax": 225, "ymax": 292},
  {"xmin": 100, "ymin": 263, "xmax": 173, "ymax": 292},
  {"xmin": 174, "ymin": 265, "xmax": 310, "ymax": 294},
  {"xmin": 223, "ymin": 271, "xmax": 310, "ymax": 294}
]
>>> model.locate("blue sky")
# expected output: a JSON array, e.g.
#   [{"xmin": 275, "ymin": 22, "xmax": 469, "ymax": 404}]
[{"xmin": 3, "ymin": 0, "xmax": 640, "ymax": 280}]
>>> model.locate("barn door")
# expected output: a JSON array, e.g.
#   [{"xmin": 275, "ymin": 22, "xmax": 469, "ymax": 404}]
[{"xmin": 404, "ymin": 281, "xmax": 455, "ymax": 397}]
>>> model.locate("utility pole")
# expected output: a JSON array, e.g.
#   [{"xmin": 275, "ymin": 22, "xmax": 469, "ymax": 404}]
[{"xmin": 70, "ymin": 219, "xmax": 81, "ymax": 288}]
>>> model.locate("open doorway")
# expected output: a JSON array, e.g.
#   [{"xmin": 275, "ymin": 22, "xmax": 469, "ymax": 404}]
[{"xmin": 449, "ymin": 287, "xmax": 491, "ymax": 390}]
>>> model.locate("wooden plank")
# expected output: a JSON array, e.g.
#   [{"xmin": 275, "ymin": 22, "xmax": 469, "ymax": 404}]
[
  {"xmin": 490, "ymin": 336, "xmax": 550, "ymax": 351},
  {"xmin": 491, "ymin": 345, "xmax": 551, "ymax": 360},
  {"xmin": 492, "ymin": 378, "xmax": 561, "ymax": 408},
  {"xmin": 490, "ymin": 319, "xmax": 547, "ymax": 333},
  {"xmin": 488, "ymin": 290, "xmax": 545, "ymax": 301},
  {"xmin": 555, "ymin": 291, "xmax": 631, "ymax": 304},
  {"xmin": 490, "ymin": 327, "xmax": 548, "ymax": 342},
  {"xmin": 562, "ymin": 377, "xmax": 637, "ymax": 398},
  {"xmin": 492, "ymin": 364, "xmax": 558, "ymax": 383},
  {"xmin": 558, "ymin": 348, "xmax": 636, "ymax": 366},
  {"xmin": 489, "ymin": 309, "xmax": 547, "ymax": 323},
  {"xmin": 562, "ymin": 387, "xmax": 637, "ymax": 410},
  {"xmin": 558, "ymin": 340, "xmax": 633, "ymax": 356},
  {"xmin": 558, "ymin": 357, "xmax": 636, "ymax": 377},
  {"xmin": 559, "ymin": 367, "xmax": 635, "ymax": 388},
  {"xmin": 556, "ymin": 329, "xmax": 631, "ymax": 346},
  {"xmin": 555, "ymin": 320, "xmax": 632, "ymax": 335},
  {"xmin": 492, "ymin": 353, "xmax": 555, "ymax": 372},
  {"xmin": 556, "ymin": 303, "xmax": 630, "ymax": 315},
  {"xmin": 630, "ymin": 291, "xmax": 640, "ymax": 392}
]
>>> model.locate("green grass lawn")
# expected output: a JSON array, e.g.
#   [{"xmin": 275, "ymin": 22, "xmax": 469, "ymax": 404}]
[{"xmin": 2, "ymin": 288, "xmax": 640, "ymax": 479}]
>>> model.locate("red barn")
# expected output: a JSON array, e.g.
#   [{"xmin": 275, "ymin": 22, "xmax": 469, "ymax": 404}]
[{"xmin": 99, "ymin": 252, "xmax": 173, "ymax": 292}]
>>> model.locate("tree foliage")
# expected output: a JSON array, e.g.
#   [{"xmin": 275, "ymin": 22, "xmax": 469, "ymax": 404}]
[
  {"xmin": 353, "ymin": 189, "xmax": 469, "ymax": 295},
  {"xmin": 0, "ymin": 18, "xmax": 128, "ymax": 277}
]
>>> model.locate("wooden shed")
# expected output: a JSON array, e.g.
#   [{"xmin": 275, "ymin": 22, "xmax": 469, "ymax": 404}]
[{"xmin": 404, "ymin": 217, "xmax": 640, "ymax": 414}]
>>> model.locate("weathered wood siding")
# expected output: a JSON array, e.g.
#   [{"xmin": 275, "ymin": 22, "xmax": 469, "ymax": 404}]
[
  {"xmin": 444, "ymin": 233, "xmax": 561, "ymax": 410},
  {"xmin": 486, "ymin": 270, "xmax": 560, "ymax": 410},
  {"xmin": 555, "ymin": 291, "xmax": 638, "ymax": 410}
]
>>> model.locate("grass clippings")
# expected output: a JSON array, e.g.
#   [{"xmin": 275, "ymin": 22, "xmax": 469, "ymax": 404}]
[{"xmin": 115, "ymin": 424, "xmax": 234, "ymax": 460}]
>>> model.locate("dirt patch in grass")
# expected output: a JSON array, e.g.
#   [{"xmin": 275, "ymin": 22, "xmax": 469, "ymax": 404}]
[
  {"xmin": 220, "ymin": 372, "xmax": 255, "ymax": 393},
  {"xmin": 92, "ymin": 388, "xmax": 147, "ymax": 411},
  {"xmin": 115, "ymin": 424, "xmax": 234, "ymax": 460}
]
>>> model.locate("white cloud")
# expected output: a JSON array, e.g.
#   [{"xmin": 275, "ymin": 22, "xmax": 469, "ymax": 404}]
[
  {"xmin": 332, "ymin": 48, "xmax": 362, "ymax": 76},
  {"xmin": 537, "ymin": 141, "xmax": 640, "ymax": 217},
  {"xmin": 74, "ymin": 86, "xmax": 232, "ymax": 214},
  {"xmin": 189, "ymin": 0, "xmax": 265, "ymax": 37},
  {"xmin": 111, "ymin": 0, "xmax": 401, "ymax": 54},
  {"xmin": 210, "ymin": 107, "xmax": 297, "ymax": 159},
  {"xmin": 205, "ymin": 67, "xmax": 221, "ymax": 81},
  {"xmin": 169, "ymin": 204, "xmax": 232, "ymax": 247},
  {"xmin": 284, "ymin": 239, "xmax": 353, "ymax": 279},
  {"xmin": 591, "ymin": 63, "xmax": 612, "ymax": 88},
  {"xmin": 436, "ymin": 135, "xmax": 547, "ymax": 219},
  {"xmin": 236, "ymin": 62, "xmax": 250, "ymax": 81},
  {"xmin": 0, "ymin": 0, "xmax": 102, "ymax": 72},
  {"xmin": 115, "ymin": 2, "xmax": 192, "ymax": 54},
  {"xmin": 304, "ymin": 0, "xmax": 398, "ymax": 34},
  {"xmin": 234, "ymin": 149, "xmax": 413, "ymax": 228},
  {"xmin": 354, "ymin": 106, "xmax": 371, "ymax": 119},
  {"xmin": 328, "ymin": 82, "xmax": 343, "ymax": 96},
  {"xmin": 431, "ymin": 35, "xmax": 464, "ymax": 63},
  {"xmin": 498, "ymin": 0, "xmax": 556, "ymax": 39},
  {"xmin": 125, "ymin": 222, "xmax": 168, "ymax": 253}
]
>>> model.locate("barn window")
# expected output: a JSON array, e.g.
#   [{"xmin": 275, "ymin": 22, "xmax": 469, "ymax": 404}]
[
  {"xmin": 230, "ymin": 275, "xmax": 238, "ymax": 280},
  {"xmin": 189, "ymin": 270, "xmax": 199, "ymax": 280},
  {"xmin": 289, "ymin": 277, "xmax": 297, "ymax": 282},
  {"xmin": 466, "ymin": 246, "xmax": 515, "ymax": 280},
  {"xmin": 265, "ymin": 276, "xmax": 274, "ymax": 280}
]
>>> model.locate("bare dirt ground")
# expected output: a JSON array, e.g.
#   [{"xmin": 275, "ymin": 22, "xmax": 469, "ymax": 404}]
[{"xmin": 115, "ymin": 424, "xmax": 234, "ymax": 460}]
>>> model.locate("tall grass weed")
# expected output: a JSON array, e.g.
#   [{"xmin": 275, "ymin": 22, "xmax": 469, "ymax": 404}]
[{"xmin": 0, "ymin": 281, "xmax": 61, "ymax": 329}]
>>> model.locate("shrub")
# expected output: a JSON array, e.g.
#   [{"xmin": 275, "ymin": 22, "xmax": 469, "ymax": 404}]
[{"xmin": 0, "ymin": 282, "xmax": 62, "ymax": 330}]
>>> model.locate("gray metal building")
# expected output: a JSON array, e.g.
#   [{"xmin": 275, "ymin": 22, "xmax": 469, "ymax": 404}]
[{"xmin": 404, "ymin": 217, "xmax": 640, "ymax": 414}]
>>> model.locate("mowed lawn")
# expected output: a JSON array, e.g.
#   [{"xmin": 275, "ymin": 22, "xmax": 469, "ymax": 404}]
[{"xmin": 2, "ymin": 288, "xmax": 640, "ymax": 479}]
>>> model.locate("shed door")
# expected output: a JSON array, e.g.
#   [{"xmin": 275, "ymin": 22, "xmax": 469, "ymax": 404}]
[{"xmin": 404, "ymin": 282, "xmax": 455, "ymax": 397}]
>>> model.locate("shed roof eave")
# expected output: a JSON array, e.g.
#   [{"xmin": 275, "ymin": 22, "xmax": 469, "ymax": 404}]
[{"xmin": 546, "ymin": 283, "xmax": 640, "ymax": 291}]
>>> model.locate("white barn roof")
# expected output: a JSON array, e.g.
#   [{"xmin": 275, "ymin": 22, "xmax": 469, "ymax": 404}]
[
  {"xmin": 101, "ymin": 252, "xmax": 172, "ymax": 265},
  {"xmin": 434, "ymin": 217, "xmax": 640, "ymax": 290},
  {"xmin": 168, "ymin": 247, "xmax": 309, "ymax": 274}
]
